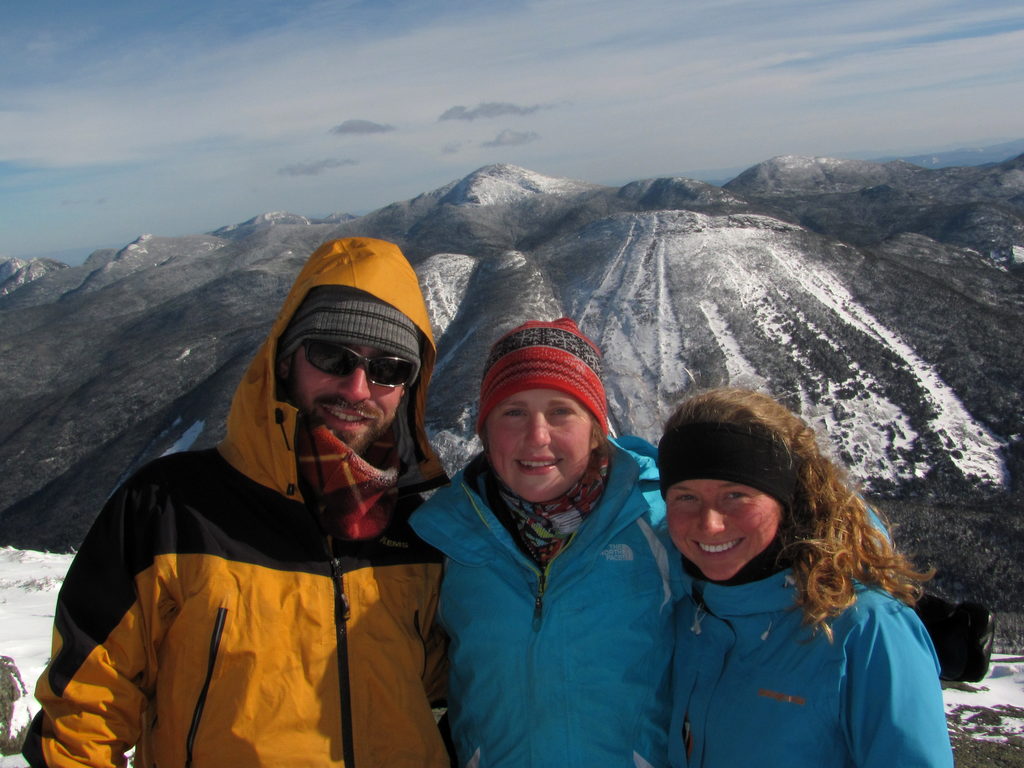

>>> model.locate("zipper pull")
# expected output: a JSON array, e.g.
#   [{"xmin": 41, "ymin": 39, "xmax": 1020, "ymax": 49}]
[
  {"xmin": 275, "ymin": 408, "xmax": 292, "ymax": 451},
  {"xmin": 330, "ymin": 557, "xmax": 351, "ymax": 621},
  {"xmin": 691, "ymin": 603, "xmax": 705, "ymax": 635},
  {"xmin": 690, "ymin": 582, "xmax": 708, "ymax": 635},
  {"xmin": 532, "ymin": 571, "xmax": 547, "ymax": 631}
]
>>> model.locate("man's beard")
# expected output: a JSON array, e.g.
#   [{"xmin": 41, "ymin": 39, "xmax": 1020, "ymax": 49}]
[{"xmin": 311, "ymin": 397, "xmax": 394, "ymax": 457}]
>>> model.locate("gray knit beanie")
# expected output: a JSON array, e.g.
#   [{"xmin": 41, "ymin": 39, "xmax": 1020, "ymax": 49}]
[{"xmin": 277, "ymin": 285, "xmax": 422, "ymax": 380}]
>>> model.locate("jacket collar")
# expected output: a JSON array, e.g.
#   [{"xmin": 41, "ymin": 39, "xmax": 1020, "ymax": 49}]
[
  {"xmin": 414, "ymin": 439, "xmax": 650, "ymax": 568},
  {"xmin": 687, "ymin": 569, "xmax": 798, "ymax": 618}
]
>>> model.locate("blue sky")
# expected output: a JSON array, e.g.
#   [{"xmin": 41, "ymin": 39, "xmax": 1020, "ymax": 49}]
[{"xmin": 3, "ymin": 0, "xmax": 1023, "ymax": 263}]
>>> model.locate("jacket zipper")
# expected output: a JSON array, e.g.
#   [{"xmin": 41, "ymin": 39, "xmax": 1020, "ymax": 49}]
[
  {"xmin": 532, "ymin": 568, "xmax": 548, "ymax": 630},
  {"xmin": 330, "ymin": 553, "xmax": 357, "ymax": 766},
  {"xmin": 531, "ymin": 531, "xmax": 578, "ymax": 630},
  {"xmin": 185, "ymin": 606, "xmax": 227, "ymax": 768},
  {"xmin": 459, "ymin": 482, "xmax": 574, "ymax": 632}
]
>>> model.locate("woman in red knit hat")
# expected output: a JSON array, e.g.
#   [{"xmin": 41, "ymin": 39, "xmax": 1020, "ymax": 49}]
[{"xmin": 411, "ymin": 318, "xmax": 677, "ymax": 768}]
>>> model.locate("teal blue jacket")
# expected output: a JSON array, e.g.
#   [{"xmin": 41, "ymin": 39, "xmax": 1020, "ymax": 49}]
[
  {"xmin": 411, "ymin": 437, "xmax": 678, "ymax": 768},
  {"xmin": 671, "ymin": 569, "xmax": 953, "ymax": 767}
]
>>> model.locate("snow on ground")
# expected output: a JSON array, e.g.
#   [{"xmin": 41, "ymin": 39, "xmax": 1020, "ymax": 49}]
[
  {"xmin": 1, "ymin": 547, "xmax": 1021, "ymax": 765},
  {"xmin": 944, "ymin": 659, "xmax": 1024, "ymax": 744},
  {"xmin": 0, "ymin": 548, "xmax": 71, "ymax": 767},
  {"xmin": 160, "ymin": 419, "xmax": 205, "ymax": 457}
]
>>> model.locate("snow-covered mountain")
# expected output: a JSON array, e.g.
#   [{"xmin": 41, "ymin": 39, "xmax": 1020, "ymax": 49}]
[
  {"xmin": 0, "ymin": 259, "xmax": 66, "ymax": 297},
  {"xmin": 438, "ymin": 163, "xmax": 601, "ymax": 206},
  {"xmin": 725, "ymin": 153, "xmax": 1024, "ymax": 262},
  {"xmin": 207, "ymin": 210, "xmax": 360, "ymax": 241},
  {"xmin": 1, "ymin": 158, "xmax": 1022, "ymax": 648}
]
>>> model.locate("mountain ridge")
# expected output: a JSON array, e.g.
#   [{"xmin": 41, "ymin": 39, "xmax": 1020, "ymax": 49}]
[{"xmin": 2, "ymin": 157, "xmax": 1022, "ymax": 648}]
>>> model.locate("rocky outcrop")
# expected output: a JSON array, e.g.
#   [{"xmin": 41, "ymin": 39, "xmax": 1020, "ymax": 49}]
[{"xmin": 0, "ymin": 656, "xmax": 29, "ymax": 756}]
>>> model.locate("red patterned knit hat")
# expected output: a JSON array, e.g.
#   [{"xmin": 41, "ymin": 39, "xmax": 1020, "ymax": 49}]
[{"xmin": 477, "ymin": 318, "xmax": 608, "ymax": 434}]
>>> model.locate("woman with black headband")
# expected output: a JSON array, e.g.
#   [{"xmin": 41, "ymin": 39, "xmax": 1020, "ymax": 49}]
[{"xmin": 657, "ymin": 388, "xmax": 952, "ymax": 768}]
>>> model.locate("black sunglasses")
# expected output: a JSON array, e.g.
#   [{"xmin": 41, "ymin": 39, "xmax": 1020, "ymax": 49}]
[{"xmin": 303, "ymin": 340, "xmax": 417, "ymax": 388}]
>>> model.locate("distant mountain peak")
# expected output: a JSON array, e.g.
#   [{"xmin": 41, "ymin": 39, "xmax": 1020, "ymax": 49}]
[
  {"xmin": 0, "ymin": 258, "xmax": 28, "ymax": 282},
  {"xmin": 210, "ymin": 211, "xmax": 312, "ymax": 240},
  {"xmin": 726, "ymin": 155, "xmax": 896, "ymax": 195},
  {"xmin": 0, "ymin": 257, "xmax": 67, "ymax": 296},
  {"xmin": 120, "ymin": 233, "xmax": 154, "ymax": 254},
  {"xmin": 440, "ymin": 164, "xmax": 600, "ymax": 206}
]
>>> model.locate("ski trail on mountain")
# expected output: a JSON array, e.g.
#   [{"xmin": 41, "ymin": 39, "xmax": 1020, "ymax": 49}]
[
  {"xmin": 765, "ymin": 244, "xmax": 1006, "ymax": 486},
  {"xmin": 698, "ymin": 299, "xmax": 767, "ymax": 390},
  {"xmin": 660, "ymin": 217, "xmax": 950, "ymax": 484},
  {"xmin": 575, "ymin": 214, "xmax": 688, "ymax": 435},
  {"xmin": 418, "ymin": 251, "xmax": 476, "ymax": 339},
  {"xmin": 542, "ymin": 209, "xmax": 1006, "ymax": 488}
]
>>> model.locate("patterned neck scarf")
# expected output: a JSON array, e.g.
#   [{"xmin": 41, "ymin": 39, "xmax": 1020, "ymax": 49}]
[
  {"xmin": 296, "ymin": 420, "xmax": 400, "ymax": 540},
  {"xmin": 495, "ymin": 453, "xmax": 609, "ymax": 565}
]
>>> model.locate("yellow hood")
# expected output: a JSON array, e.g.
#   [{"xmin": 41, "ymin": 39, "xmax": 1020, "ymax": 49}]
[{"xmin": 218, "ymin": 238, "xmax": 446, "ymax": 497}]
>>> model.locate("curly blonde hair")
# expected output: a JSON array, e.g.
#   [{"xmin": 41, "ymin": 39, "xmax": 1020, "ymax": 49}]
[{"xmin": 664, "ymin": 387, "xmax": 931, "ymax": 639}]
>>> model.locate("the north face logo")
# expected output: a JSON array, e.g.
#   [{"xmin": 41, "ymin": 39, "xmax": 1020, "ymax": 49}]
[{"xmin": 601, "ymin": 543, "xmax": 634, "ymax": 561}]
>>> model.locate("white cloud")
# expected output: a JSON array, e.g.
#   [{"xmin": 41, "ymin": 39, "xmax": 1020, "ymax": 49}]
[
  {"xmin": 481, "ymin": 129, "xmax": 540, "ymax": 148},
  {"xmin": 439, "ymin": 102, "xmax": 549, "ymax": 121},
  {"xmin": 277, "ymin": 158, "xmax": 358, "ymax": 176},
  {"xmin": 330, "ymin": 120, "xmax": 396, "ymax": 135}
]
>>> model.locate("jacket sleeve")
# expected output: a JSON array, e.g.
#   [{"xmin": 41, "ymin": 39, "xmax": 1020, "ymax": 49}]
[
  {"xmin": 23, "ymin": 478, "xmax": 168, "ymax": 768},
  {"xmin": 839, "ymin": 595, "xmax": 954, "ymax": 768}
]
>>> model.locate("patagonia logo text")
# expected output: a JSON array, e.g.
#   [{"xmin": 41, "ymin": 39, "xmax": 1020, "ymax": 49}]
[{"xmin": 758, "ymin": 688, "xmax": 806, "ymax": 706}]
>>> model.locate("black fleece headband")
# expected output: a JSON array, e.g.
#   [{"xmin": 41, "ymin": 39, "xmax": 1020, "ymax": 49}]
[{"xmin": 657, "ymin": 422, "xmax": 801, "ymax": 508}]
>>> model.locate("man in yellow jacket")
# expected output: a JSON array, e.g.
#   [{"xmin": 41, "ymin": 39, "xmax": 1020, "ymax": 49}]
[{"xmin": 24, "ymin": 238, "xmax": 452, "ymax": 767}]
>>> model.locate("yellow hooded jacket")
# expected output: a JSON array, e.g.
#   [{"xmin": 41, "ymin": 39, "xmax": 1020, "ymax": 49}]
[{"xmin": 25, "ymin": 239, "xmax": 451, "ymax": 768}]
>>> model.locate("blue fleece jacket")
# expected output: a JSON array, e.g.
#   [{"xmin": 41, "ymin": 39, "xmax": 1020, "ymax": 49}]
[
  {"xmin": 411, "ymin": 437, "xmax": 678, "ymax": 768},
  {"xmin": 671, "ymin": 569, "xmax": 953, "ymax": 767}
]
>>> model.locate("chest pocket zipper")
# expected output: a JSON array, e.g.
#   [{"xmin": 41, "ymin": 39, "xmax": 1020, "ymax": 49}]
[{"xmin": 185, "ymin": 606, "xmax": 228, "ymax": 767}]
